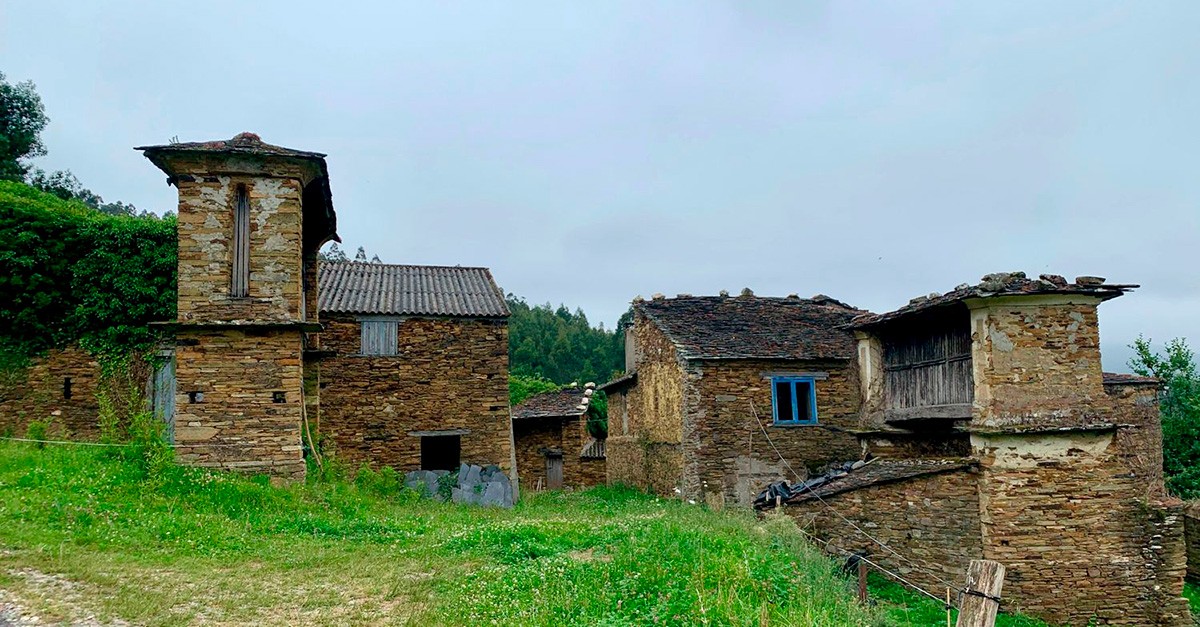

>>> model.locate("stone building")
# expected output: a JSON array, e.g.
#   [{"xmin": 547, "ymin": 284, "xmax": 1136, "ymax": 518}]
[
  {"xmin": 603, "ymin": 292, "xmax": 865, "ymax": 506},
  {"xmin": 511, "ymin": 386, "xmax": 606, "ymax": 491},
  {"xmin": 316, "ymin": 260, "xmax": 512, "ymax": 473},
  {"xmin": 0, "ymin": 133, "xmax": 515, "ymax": 483},
  {"xmin": 138, "ymin": 133, "xmax": 338, "ymax": 480},
  {"xmin": 762, "ymin": 272, "xmax": 1190, "ymax": 626}
]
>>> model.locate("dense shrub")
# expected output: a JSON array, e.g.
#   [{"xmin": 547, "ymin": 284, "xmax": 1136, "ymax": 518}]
[{"xmin": 0, "ymin": 180, "xmax": 176, "ymax": 363}]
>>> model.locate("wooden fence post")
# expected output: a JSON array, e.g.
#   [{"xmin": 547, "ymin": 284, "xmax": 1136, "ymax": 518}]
[
  {"xmin": 956, "ymin": 559, "xmax": 1005, "ymax": 627},
  {"xmin": 857, "ymin": 560, "xmax": 868, "ymax": 603}
]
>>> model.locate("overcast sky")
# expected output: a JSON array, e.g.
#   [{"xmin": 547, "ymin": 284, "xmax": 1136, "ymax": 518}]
[{"xmin": 3, "ymin": 1, "xmax": 1196, "ymax": 370}]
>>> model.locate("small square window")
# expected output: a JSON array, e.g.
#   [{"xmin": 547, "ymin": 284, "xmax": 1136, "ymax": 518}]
[
  {"xmin": 360, "ymin": 319, "xmax": 399, "ymax": 356},
  {"xmin": 772, "ymin": 377, "xmax": 817, "ymax": 424}
]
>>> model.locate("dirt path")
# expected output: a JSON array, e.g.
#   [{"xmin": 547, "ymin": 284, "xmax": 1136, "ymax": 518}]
[{"xmin": 0, "ymin": 569, "xmax": 127, "ymax": 627}]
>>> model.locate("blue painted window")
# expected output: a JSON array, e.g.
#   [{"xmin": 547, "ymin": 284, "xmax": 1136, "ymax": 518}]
[{"xmin": 772, "ymin": 377, "xmax": 817, "ymax": 424}]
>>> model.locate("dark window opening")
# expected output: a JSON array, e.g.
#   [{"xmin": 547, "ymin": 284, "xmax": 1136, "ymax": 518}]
[
  {"xmin": 272, "ymin": 391, "xmax": 286, "ymax": 403},
  {"xmin": 188, "ymin": 391, "xmax": 204, "ymax": 404},
  {"xmin": 63, "ymin": 377, "xmax": 72, "ymax": 399},
  {"xmin": 231, "ymin": 184, "xmax": 250, "ymax": 297},
  {"xmin": 420, "ymin": 435, "xmax": 461, "ymax": 471},
  {"xmin": 772, "ymin": 377, "xmax": 817, "ymax": 424}
]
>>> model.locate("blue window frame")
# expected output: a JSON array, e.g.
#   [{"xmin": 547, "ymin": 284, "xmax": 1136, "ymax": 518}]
[{"xmin": 772, "ymin": 377, "xmax": 818, "ymax": 425}]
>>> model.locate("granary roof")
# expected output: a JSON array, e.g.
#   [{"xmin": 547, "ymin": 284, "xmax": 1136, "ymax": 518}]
[
  {"xmin": 1102, "ymin": 372, "xmax": 1160, "ymax": 386},
  {"xmin": 781, "ymin": 458, "xmax": 976, "ymax": 505},
  {"xmin": 318, "ymin": 261, "xmax": 508, "ymax": 318},
  {"xmin": 850, "ymin": 272, "xmax": 1135, "ymax": 329},
  {"xmin": 598, "ymin": 372, "xmax": 637, "ymax": 393},
  {"xmin": 634, "ymin": 294, "xmax": 862, "ymax": 361},
  {"xmin": 512, "ymin": 388, "xmax": 587, "ymax": 420},
  {"xmin": 136, "ymin": 132, "xmax": 330, "ymax": 159}
]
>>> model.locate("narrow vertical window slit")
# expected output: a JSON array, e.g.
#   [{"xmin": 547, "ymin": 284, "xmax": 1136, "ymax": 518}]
[{"xmin": 232, "ymin": 184, "xmax": 250, "ymax": 297}]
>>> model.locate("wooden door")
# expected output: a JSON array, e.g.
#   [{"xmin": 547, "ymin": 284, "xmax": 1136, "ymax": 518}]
[
  {"xmin": 545, "ymin": 454, "xmax": 563, "ymax": 490},
  {"xmin": 151, "ymin": 353, "xmax": 176, "ymax": 443}
]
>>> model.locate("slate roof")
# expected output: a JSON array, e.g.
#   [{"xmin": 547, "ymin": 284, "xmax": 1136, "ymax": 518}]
[
  {"xmin": 512, "ymin": 389, "xmax": 587, "ymax": 420},
  {"xmin": 598, "ymin": 372, "xmax": 637, "ymax": 392},
  {"xmin": 783, "ymin": 458, "xmax": 976, "ymax": 504},
  {"xmin": 136, "ymin": 132, "xmax": 327, "ymax": 159},
  {"xmin": 634, "ymin": 295, "xmax": 862, "ymax": 361},
  {"xmin": 318, "ymin": 261, "xmax": 508, "ymax": 318},
  {"xmin": 851, "ymin": 272, "xmax": 1135, "ymax": 329},
  {"xmin": 1102, "ymin": 372, "xmax": 1160, "ymax": 386}
]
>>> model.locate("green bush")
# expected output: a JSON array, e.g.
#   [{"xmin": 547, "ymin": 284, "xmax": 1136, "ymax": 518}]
[
  {"xmin": 0, "ymin": 179, "xmax": 175, "ymax": 364},
  {"xmin": 1129, "ymin": 336, "xmax": 1200, "ymax": 498},
  {"xmin": 24, "ymin": 419, "xmax": 49, "ymax": 448}
]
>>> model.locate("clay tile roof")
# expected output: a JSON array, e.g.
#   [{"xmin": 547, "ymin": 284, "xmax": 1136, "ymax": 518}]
[
  {"xmin": 1102, "ymin": 372, "xmax": 1161, "ymax": 386},
  {"xmin": 318, "ymin": 261, "xmax": 508, "ymax": 318},
  {"xmin": 785, "ymin": 458, "xmax": 976, "ymax": 504},
  {"xmin": 512, "ymin": 389, "xmax": 586, "ymax": 420},
  {"xmin": 850, "ymin": 272, "xmax": 1136, "ymax": 329},
  {"xmin": 635, "ymin": 296, "xmax": 862, "ymax": 361},
  {"xmin": 135, "ymin": 132, "xmax": 327, "ymax": 159}
]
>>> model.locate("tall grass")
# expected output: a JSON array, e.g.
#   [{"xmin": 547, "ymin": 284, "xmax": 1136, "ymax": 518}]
[{"xmin": 0, "ymin": 442, "xmax": 882, "ymax": 626}]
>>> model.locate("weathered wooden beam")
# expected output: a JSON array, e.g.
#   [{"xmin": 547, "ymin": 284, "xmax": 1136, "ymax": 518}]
[{"xmin": 956, "ymin": 559, "xmax": 1005, "ymax": 627}]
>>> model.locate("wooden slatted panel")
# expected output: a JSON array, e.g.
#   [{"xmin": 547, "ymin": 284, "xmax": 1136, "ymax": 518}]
[
  {"xmin": 231, "ymin": 185, "xmax": 250, "ymax": 297},
  {"xmin": 883, "ymin": 315, "xmax": 972, "ymax": 410},
  {"xmin": 360, "ymin": 319, "xmax": 399, "ymax": 355}
]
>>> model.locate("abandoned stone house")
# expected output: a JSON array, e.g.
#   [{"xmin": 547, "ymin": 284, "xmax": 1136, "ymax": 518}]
[
  {"xmin": 605, "ymin": 273, "xmax": 1191, "ymax": 625},
  {"xmin": 798, "ymin": 274, "xmax": 1184, "ymax": 626},
  {"xmin": 511, "ymin": 386, "xmax": 606, "ymax": 491},
  {"xmin": 602, "ymin": 292, "xmax": 866, "ymax": 506},
  {"xmin": 0, "ymin": 133, "xmax": 513, "ymax": 481},
  {"xmin": 316, "ymin": 261, "xmax": 511, "ymax": 472}
]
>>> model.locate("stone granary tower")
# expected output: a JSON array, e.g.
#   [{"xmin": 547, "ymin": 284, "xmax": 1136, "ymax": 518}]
[{"xmin": 139, "ymin": 133, "xmax": 338, "ymax": 480}]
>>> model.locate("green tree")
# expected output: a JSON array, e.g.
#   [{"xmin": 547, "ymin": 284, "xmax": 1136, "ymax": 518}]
[
  {"xmin": 27, "ymin": 168, "xmax": 141, "ymax": 216},
  {"xmin": 0, "ymin": 72, "xmax": 49, "ymax": 180},
  {"xmin": 1129, "ymin": 336, "xmax": 1200, "ymax": 498},
  {"xmin": 506, "ymin": 295, "xmax": 624, "ymax": 386}
]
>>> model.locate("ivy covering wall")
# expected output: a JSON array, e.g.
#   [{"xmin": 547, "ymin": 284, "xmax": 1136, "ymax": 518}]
[{"xmin": 0, "ymin": 180, "xmax": 176, "ymax": 366}]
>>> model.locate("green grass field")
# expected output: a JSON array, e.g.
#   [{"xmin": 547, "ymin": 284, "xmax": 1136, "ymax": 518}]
[{"xmin": 0, "ymin": 442, "xmax": 1047, "ymax": 626}]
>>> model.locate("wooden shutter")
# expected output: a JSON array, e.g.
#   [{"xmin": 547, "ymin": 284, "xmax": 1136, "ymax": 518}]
[
  {"xmin": 231, "ymin": 184, "xmax": 250, "ymax": 297},
  {"xmin": 360, "ymin": 319, "xmax": 398, "ymax": 356}
]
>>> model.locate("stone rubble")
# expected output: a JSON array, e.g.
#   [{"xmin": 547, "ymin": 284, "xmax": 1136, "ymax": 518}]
[{"xmin": 403, "ymin": 463, "xmax": 514, "ymax": 508}]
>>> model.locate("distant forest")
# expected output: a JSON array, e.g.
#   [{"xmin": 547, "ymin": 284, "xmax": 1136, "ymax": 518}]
[{"xmin": 506, "ymin": 295, "xmax": 627, "ymax": 386}]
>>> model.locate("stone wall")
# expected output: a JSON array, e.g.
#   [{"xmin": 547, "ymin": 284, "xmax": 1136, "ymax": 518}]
[
  {"xmin": 972, "ymin": 429, "xmax": 1190, "ymax": 626},
  {"xmin": 0, "ymin": 347, "xmax": 101, "ymax": 440},
  {"xmin": 172, "ymin": 161, "xmax": 306, "ymax": 323},
  {"xmin": 685, "ymin": 358, "xmax": 861, "ymax": 506},
  {"xmin": 970, "ymin": 297, "xmax": 1107, "ymax": 430},
  {"xmin": 1106, "ymin": 380, "xmax": 1167, "ymax": 498},
  {"xmin": 627, "ymin": 316, "xmax": 684, "ymax": 444},
  {"xmin": 173, "ymin": 328, "xmax": 305, "ymax": 479},
  {"xmin": 513, "ymin": 415, "xmax": 607, "ymax": 491},
  {"xmin": 513, "ymin": 417, "xmax": 560, "ymax": 491},
  {"xmin": 607, "ymin": 315, "xmax": 686, "ymax": 495},
  {"xmin": 1184, "ymin": 503, "xmax": 1200, "ymax": 582},
  {"xmin": 318, "ymin": 314, "xmax": 511, "ymax": 472},
  {"xmin": 782, "ymin": 467, "xmax": 984, "ymax": 594}
]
